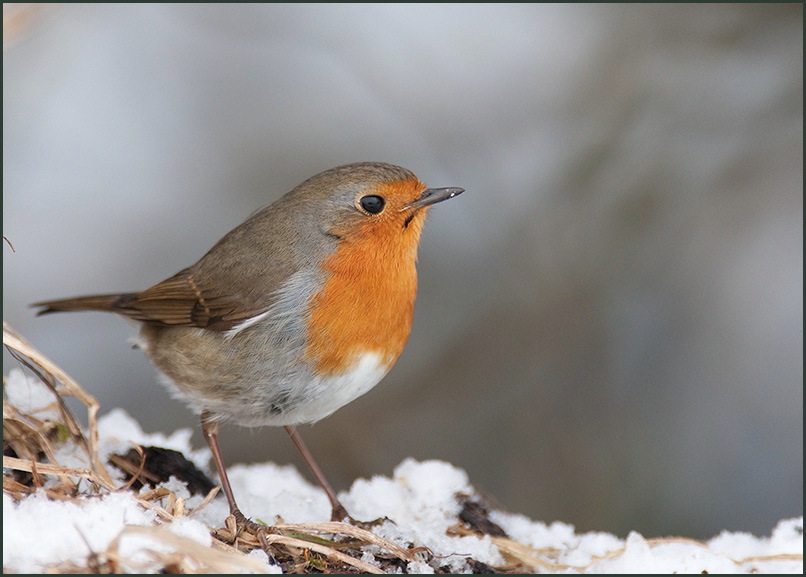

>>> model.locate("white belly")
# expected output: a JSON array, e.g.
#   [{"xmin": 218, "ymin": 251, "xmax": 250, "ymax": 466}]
[
  {"xmin": 285, "ymin": 351, "xmax": 390, "ymax": 424},
  {"xmin": 156, "ymin": 349, "xmax": 391, "ymax": 428}
]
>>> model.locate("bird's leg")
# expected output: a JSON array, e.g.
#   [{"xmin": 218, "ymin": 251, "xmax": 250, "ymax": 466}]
[
  {"xmin": 284, "ymin": 425, "xmax": 350, "ymax": 522},
  {"xmin": 201, "ymin": 412, "xmax": 264, "ymax": 534}
]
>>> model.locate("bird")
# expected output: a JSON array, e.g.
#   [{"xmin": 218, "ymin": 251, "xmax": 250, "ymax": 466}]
[{"xmin": 33, "ymin": 161, "xmax": 463, "ymax": 529}]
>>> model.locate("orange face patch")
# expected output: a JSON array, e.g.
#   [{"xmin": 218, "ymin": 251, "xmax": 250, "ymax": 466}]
[{"xmin": 305, "ymin": 178, "xmax": 430, "ymax": 376}]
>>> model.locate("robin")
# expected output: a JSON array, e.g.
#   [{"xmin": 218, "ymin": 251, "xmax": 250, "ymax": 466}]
[{"xmin": 33, "ymin": 162, "xmax": 463, "ymax": 529}]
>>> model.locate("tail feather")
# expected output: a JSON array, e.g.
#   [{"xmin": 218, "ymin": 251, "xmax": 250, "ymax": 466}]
[{"xmin": 32, "ymin": 294, "xmax": 135, "ymax": 316}]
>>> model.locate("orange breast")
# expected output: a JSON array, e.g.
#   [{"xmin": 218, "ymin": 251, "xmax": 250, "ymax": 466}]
[{"xmin": 305, "ymin": 180, "xmax": 428, "ymax": 376}]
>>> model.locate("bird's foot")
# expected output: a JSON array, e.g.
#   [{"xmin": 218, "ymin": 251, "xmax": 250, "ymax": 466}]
[{"xmin": 330, "ymin": 504, "xmax": 390, "ymax": 530}]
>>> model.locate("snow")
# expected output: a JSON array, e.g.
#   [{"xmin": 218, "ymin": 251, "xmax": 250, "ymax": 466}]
[
  {"xmin": 4, "ymin": 491, "xmax": 155, "ymax": 573},
  {"xmin": 3, "ymin": 368, "xmax": 803, "ymax": 573},
  {"xmin": 341, "ymin": 459, "xmax": 505, "ymax": 573}
]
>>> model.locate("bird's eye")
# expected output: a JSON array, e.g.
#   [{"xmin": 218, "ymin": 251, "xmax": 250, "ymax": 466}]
[{"xmin": 359, "ymin": 195, "xmax": 385, "ymax": 215}]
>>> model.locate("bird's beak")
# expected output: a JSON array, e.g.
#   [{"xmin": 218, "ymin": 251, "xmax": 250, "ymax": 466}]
[{"xmin": 402, "ymin": 187, "xmax": 464, "ymax": 211}]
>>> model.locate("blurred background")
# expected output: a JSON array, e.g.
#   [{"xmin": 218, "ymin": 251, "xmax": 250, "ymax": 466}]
[{"xmin": 3, "ymin": 4, "xmax": 802, "ymax": 540}]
